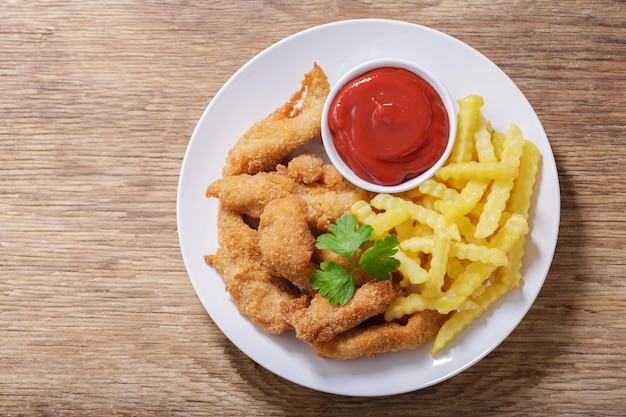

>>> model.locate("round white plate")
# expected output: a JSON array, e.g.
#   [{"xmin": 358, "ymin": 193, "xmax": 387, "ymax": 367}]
[{"xmin": 177, "ymin": 19, "xmax": 560, "ymax": 397}]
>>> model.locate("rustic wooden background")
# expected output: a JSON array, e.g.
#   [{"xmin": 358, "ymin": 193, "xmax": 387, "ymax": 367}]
[{"xmin": 1, "ymin": 1, "xmax": 624, "ymax": 416}]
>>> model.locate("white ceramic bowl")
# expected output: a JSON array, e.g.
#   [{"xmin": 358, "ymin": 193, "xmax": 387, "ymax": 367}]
[{"xmin": 321, "ymin": 58, "xmax": 457, "ymax": 193}]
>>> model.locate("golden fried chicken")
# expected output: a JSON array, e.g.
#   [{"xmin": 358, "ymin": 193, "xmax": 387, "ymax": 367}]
[
  {"xmin": 258, "ymin": 196, "xmax": 316, "ymax": 289},
  {"xmin": 296, "ymin": 182, "xmax": 372, "ymax": 231},
  {"xmin": 205, "ymin": 207, "xmax": 301, "ymax": 334},
  {"xmin": 206, "ymin": 172, "xmax": 295, "ymax": 219},
  {"xmin": 283, "ymin": 150, "xmax": 324, "ymax": 184},
  {"xmin": 281, "ymin": 280, "xmax": 404, "ymax": 344},
  {"xmin": 222, "ymin": 63, "xmax": 330, "ymax": 176},
  {"xmin": 310, "ymin": 310, "xmax": 449, "ymax": 360},
  {"xmin": 207, "ymin": 153, "xmax": 372, "ymax": 232}
]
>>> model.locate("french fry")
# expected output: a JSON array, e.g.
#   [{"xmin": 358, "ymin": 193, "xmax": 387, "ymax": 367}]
[
  {"xmin": 500, "ymin": 124, "xmax": 526, "ymax": 168},
  {"xmin": 385, "ymin": 294, "xmax": 438, "ymax": 321},
  {"xmin": 454, "ymin": 214, "xmax": 486, "ymax": 246},
  {"xmin": 421, "ymin": 228, "xmax": 451, "ymax": 297},
  {"xmin": 402, "ymin": 187, "xmax": 423, "ymax": 200},
  {"xmin": 351, "ymin": 200, "xmax": 377, "ymax": 224},
  {"xmin": 400, "ymin": 236, "xmax": 434, "ymax": 254},
  {"xmin": 488, "ymin": 213, "xmax": 529, "ymax": 253},
  {"xmin": 372, "ymin": 193, "xmax": 460, "ymax": 241},
  {"xmin": 492, "ymin": 131, "xmax": 506, "ymax": 160},
  {"xmin": 451, "ymin": 95, "xmax": 484, "ymax": 163},
  {"xmin": 367, "ymin": 207, "xmax": 409, "ymax": 238},
  {"xmin": 419, "ymin": 178, "xmax": 459, "ymax": 201},
  {"xmin": 449, "ymin": 241, "xmax": 509, "ymax": 267},
  {"xmin": 434, "ymin": 261, "xmax": 497, "ymax": 314},
  {"xmin": 435, "ymin": 161, "xmax": 518, "ymax": 182},
  {"xmin": 446, "ymin": 257, "xmax": 466, "ymax": 281},
  {"xmin": 474, "ymin": 116, "xmax": 497, "ymax": 163},
  {"xmin": 394, "ymin": 219, "xmax": 418, "ymax": 241},
  {"xmin": 431, "ymin": 283, "xmax": 509, "ymax": 354},
  {"xmin": 475, "ymin": 177, "xmax": 515, "ymax": 238},
  {"xmin": 438, "ymin": 179, "xmax": 489, "ymax": 220},
  {"xmin": 498, "ymin": 235, "xmax": 526, "ymax": 288},
  {"xmin": 507, "ymin": 140, "xmax": 541, "ymax": 219},
  {"xmin": 386, "ymin": 293, "xmax": 479, "ymax": 322},
  {"xmin": 474, "ymin": 123, "xmax": 526, "ymax": 237},
  {"xmin": 394, "ymin": 249, "xmax": 429, "ymax": 285},
  {"xmin": 409, "ymin": 222, "xmax": 434, "ymax": 238}
]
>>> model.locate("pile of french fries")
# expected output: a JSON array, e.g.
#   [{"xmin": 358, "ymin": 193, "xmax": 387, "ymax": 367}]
[{"xmin": 351, "ymin": 95, "xmax": 541, "ymax": 354}]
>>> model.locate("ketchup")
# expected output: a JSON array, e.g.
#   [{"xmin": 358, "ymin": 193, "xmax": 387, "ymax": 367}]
[{"xmin": 328, "ymin": 67, "xmax": 450, "ymax": 186}]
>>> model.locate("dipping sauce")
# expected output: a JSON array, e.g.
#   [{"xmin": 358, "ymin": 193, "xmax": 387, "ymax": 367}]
[{"xmin": 328, "ymin": 67, "xmax": 450, "ymax": 186}]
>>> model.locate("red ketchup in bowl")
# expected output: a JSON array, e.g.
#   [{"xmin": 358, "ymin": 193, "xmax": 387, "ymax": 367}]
[{"xmin": 327, "ymin": 67, "xmax": 450, "ymax": 186}]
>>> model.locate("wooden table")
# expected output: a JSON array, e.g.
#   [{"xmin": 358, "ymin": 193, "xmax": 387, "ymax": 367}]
[{"xmin": 2, "ymin": 1, "xmax": 624, "ymax": 415}]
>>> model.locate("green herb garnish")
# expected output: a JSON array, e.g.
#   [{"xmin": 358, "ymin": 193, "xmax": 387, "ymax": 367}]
[{"xmin": 309, "ymin": 213, "xmax": 401, "ymax": 305}]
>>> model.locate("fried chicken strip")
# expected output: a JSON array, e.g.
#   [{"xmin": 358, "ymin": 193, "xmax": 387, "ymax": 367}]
[
  {"xmin": 310, "ymin": 310, "xmax": 449, "ymax": 360},
  {"xmin": 206, "ymin": 172, "xmax": 295, "ymax": 219},
  {"xmin": 205, "ymin": 206, "xmax": 301, "ymax": 334},
  {"xmin": 283, "ymin": 150, "xmax": 324, "ymax": 184},
  {"xmin": 281, "ymin": 280, "xmax": 403, "ymax": 344},
  {"xmin": 298, "ymin": 184, "xmax": 372, "ymax": 231},
  {"xmin": 207, "ymin": 155, "xmax": 372, "ymax": 231},
  {"xmin": 222, "ymin": 63, "xmax": 330, "ymax": 176},
  {"xmin": 258, "ymin": 196, "xmax": 316, "ymax": 289}
]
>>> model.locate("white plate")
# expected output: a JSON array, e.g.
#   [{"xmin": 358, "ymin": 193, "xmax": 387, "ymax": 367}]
[{"xmin": 177, "ymin": 19, "xmax": 560, "ymax": 397}]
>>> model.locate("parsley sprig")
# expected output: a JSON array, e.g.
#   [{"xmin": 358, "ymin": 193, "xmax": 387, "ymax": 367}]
[{"xmin": 309, "ymin": 213, "xmax": 401, "ymax": 305}]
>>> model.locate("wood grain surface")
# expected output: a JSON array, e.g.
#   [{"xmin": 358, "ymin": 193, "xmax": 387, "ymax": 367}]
[{"xmin": 1, "ymin": 1, "xmax": 624, "ymax": 416}]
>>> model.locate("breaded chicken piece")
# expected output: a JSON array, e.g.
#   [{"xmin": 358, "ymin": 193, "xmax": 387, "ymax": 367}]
[
  {"xmin": 281, "ymin": 280, "xmax": 403, "ymax": 344},
  {"xmin": 222, "ymin": 63, "xmax": 330, "ymax": 176},
  {"xmin": 319, "ymin": 164, "xmax": 353, "ymax": 191},
  {"xmin": 297, "ymin": 185, "xmax": 372, "ymax": 231},
  {"xmin": 310, "ymin": 310, "xmax": 449, "ymax": 360},
  {"xmin": 283, "ymin": 150, "xmax": 324, "ymax": 184},
  {"xmin": 207, "ymin": 153, "xmax": 325, "ymax": 219},
  {"xmin": 207, "ymin": 156, "xmax": 372, "ymax": 231},
  {"xmin": 258, "ymin": 196, "xmax": 316, "ymax": 289},
  {"xmin": 205, "ymin": 207, "xmax": 301, "ymax": 334},
  {"xmin": 206, "ymin": 172, "xmax": 296, "ymax": 219},
  {"xmin": 222, "ymin": 269, "xmax": 301, "ymax": 334}
]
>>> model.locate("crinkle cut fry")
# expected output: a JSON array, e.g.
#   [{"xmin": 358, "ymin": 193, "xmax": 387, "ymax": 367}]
[
  {"xmin": 222, "ymin": 63, "xmax": 330, "ymax": 176},
  {"xmin": 204, "ymin": 206, "xmax": 301, "ymax": 334},
  {"xmin": 311, "ymin": 310, "xmax": 449, "ymax": 360}
]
